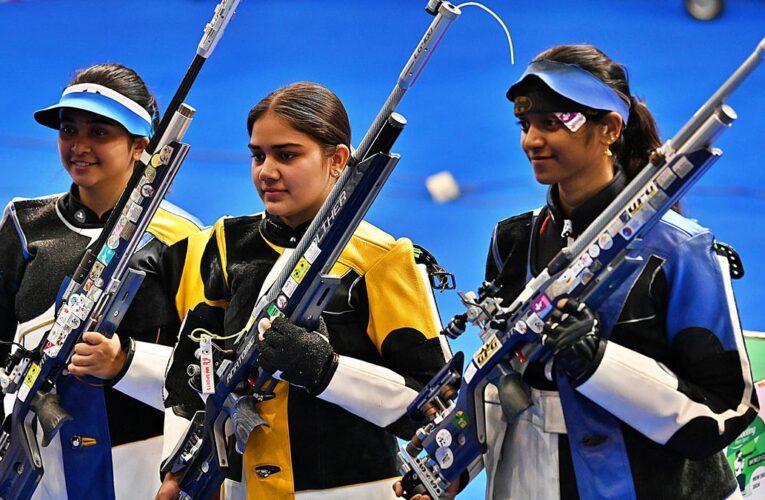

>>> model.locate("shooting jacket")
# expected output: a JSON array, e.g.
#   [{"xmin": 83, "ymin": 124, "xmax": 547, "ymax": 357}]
[
  {"xmin": 0, "ymin": 186, "xmax": 201, "ymax": 499},
  {"xmin": 160, "ymin": 213, "xmax": 449, "ymax": 499}
]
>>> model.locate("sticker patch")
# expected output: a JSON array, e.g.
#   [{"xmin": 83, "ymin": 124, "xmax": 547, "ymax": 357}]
[
  {"xmin": 435, "ymin": 446, "xmax": 454, "ymax": 469},
  {"xmin": 144, "ymin": 166, "xmax": 157, "ymax": 182},
  {"xmin": 530, "ymin": 294, "xmax": 553, "ymax": 317},
  {"xmin": 126, "ymin": 202, "xmax": 143, "ymax": 223},
  {"xmin": 199, "ymin": 334, "xmax": 215, "ymax": 395},
  {"xmin": 282, "ymin": 278, "xmax": 298, "ymax": 298},
  {"xmin": 525, "ymin": 312, "xmax": 545, "ymax": 333},
  {"xmin": 514, "ymin": 320, "xmax": 528, "ymax": 335},
  {"xmin": 435, "ymin": 429, "xmax": 453, "ymax": 448},
  {"xmin": 598, "ymin": 233, "xmax": 614, "ymax": 250},
  {"xmin": 97, "ymin": 245, "xmax": 116, "ymax": 265},
  {"xmin": 454, "ymin": 410, "xmax": 469, "ymax": 429},
  {"xmin": 672, "ymin": 157, "xmax": 694, "ymax": 178},
  {"xmin": 141, "ymin": 184, "xmax": 155, "ymax": 198},
  {"xmin": 290, "ymin": 258, "xmax": 311, "ymax": 284},
  {"xmin": 473, "ymin": 334, "xmax": 501, "ymax": 368},
  {"xmin": 107, "ymin": 234, "xmax": 120, "ymax": 250},
  {"xmin": 304, "ymin": 242, "xmax": 321, "ymax": 264},
  {"xmin": 89, "ymin": 261, "xmax": 105, "ymax": 280},
  {"xmin": 276, "ymin": 294, "xmax": 288, "ymax": 309},
  {"xmin": 555, "ymin": 112, "xmax": 586, "ymax": 132},
  {"xmin": 129, "ymin": 189, "xmax": 143, "ymax": 205}
]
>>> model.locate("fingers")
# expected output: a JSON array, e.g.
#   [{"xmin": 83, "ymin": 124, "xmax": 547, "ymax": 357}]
[
  {"xmin": 393, "ymin": 481, "xmax": 404, "ymax": 497},
  {"xmin": 81, "ymin": 331, "xmax": 108, "ymax": 345},
  {"xmin": 257, "ymin": 318, "xmax": 272, "ymax": 341},
  {"xmin": 559, "ymin": 298, "xmax": 583, "ymax": 314}
]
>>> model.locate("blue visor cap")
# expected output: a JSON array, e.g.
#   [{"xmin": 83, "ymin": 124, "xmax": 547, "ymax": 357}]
[
  {"xmin": 506, "ymin": 60, "xmax": 630, "ymax": 124},
  {"xmin": 34, "ymin": 83, "xmax": 154, "ymax": 137}
]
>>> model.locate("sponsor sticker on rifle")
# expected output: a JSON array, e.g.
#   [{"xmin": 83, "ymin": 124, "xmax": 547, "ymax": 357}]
[
  {"xmin": 436, "ymin": 429, "xmax": 453, "ymax": 447},
  {"xmin": 121, "ymin": 221, "xmax": 136, "ymax": 240},
  {"xmin": 18, "ymin": 363, "xmax": 42, "ymax": 402},
  {"xmin": 266, "ymin": 303, "xmax": 284, "ymax": 319},
  {"xmin": 525, "ymin": 312, "xmax": 545, "ymax": 333},
  {"xmin": 126, "ymin": 202, "xmax": 143, "ymax": 223},
  {"xmin": 199, "ymin": 334, "xmax": 215, "ymax": 395},
  {"xmin": 435, "ymin": 446, "xmax": 454, "ymax": 469},
  {"xmin": 158, "ymin": 145, "xmax": 173, "ymax": 165},
  {"xmin": 141, "ymin": 184, "xmax": 155, "ymax": 198},
  {"xmin": 290, "ymin": 258, "xmax": 310, "ymax": 284},
  {"xmin": 97, "ymin": 244, "xmax": 116, "ymax": 266},
  {"xmin": 598, "ymin": 232, "xmax": 614, "ymax": 250},
  {"xmin": 305, "ymin": 241, "xmax": 321, "ymax": 264},
  {"xmin": 130, "ymin": 189, "xmax": 143, "ymax": 205},
  {"xmin": 530, "ymin": 293, "xmax": 553, "ymax": 317},
  {"xmin": 144, "ymin": 166, "xmax": 157, "ymax": 182},
  {"xmin": 107, "ymin": 234, "xmax": 120, "ymax": 250},
  {"xmin": 473, "ymin": 333, "xmax": 501, "ymax": 368},
  {"xmin": 282, "ymin": 277, "xmax": 298, "ymax": 298}
]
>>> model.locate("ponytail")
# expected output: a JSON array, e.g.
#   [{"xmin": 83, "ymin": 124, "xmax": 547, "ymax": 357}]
[{"xmin": 614, "ymin": 95, "xmax": 661, "ymax": 180}]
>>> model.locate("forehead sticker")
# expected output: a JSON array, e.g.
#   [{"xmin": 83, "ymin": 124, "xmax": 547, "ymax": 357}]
[
  {"xmin": 555, "ymin": 112, "xmax": 586, "ymax": 132},
  {"xmin": 514, "ymin": 95, "xmax": 533, "ymax": 116}
]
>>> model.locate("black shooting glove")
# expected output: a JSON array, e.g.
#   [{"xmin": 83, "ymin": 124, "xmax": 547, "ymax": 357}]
[
  {"xmin": 256, "ymin": 316, "xmax": 338, "ymax": 395},
  {"xmin": 541, "ymin": 298, "xmax": 606, "ymax": 386}
]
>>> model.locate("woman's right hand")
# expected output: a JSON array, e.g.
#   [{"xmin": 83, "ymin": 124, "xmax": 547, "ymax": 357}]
[{"xmin": 155, "ymin": 472, "xmax": 181, "ymax": 500}]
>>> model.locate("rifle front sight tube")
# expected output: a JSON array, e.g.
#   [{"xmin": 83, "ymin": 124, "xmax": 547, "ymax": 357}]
[
  {"xmin": 197, "ymin": 0, "xmax": 241, "ymax": 58},
  {"xmin": 354, "ymin": 2, "xmax": 460, "ymax": 161},
  {"xmin": 399, "ymin": 2, "xmax": 461, "ymax": 90}
]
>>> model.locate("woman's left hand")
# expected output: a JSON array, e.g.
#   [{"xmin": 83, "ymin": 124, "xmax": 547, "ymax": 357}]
[
  {"xmin": 256, "ymin": 317, "xmax": 336, "ymax": 394},
  {"xmin": 67, "ymin": 331, "xmax": 127, "ymax": 380}
]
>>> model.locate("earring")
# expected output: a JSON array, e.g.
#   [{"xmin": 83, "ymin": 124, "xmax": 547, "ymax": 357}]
[
  {"xmin": 604, "ymin": 136, "xmax": 614, "ymax": 157},
  {"xmin": 331, "ymin": 169, "xmax": 340, "ymax": 177}
]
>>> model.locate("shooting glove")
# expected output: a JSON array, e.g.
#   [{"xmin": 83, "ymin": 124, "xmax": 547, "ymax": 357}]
[
  {"xmin": 541, "ymin": 298, "xmax": 606, "ymax": 386},
  {"xmin": 256, "ymin": 317, "xmax": 338, "ymax": 395}
]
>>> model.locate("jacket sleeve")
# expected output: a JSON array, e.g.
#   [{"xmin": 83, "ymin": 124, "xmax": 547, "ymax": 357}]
[
  {"xmin": 316, "ymin": 238, "xmax": 449, "ymax": 439},
  {"xmin": 108, "ymin": 213, "xmax": 203, "ymax": 407},
  {"xmin": 577, "ymin": 231, "xmax": 758, "ymax": 459},
  {"xmin": 0, "ymin": 202, "xmax": 27, "ymax": 358},
  {"xmin": 161, "ymin": 226, "xmax": 229, "ymax": 417}
]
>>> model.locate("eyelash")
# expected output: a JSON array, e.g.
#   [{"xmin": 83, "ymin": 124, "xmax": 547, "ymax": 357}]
[{"xmin": 250, "ymin": 151, "xmax": 298, "ymax": 163}]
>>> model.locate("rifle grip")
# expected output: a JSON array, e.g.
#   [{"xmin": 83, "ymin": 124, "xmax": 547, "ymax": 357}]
[{"xmin": 30, "ymin": 392, "xmax": 72, "ymax": 447}]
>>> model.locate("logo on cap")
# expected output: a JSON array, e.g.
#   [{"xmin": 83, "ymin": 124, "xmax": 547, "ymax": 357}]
[{"xmin": 514, "ymin": 96, "xmax": 533, "ymax": 116}]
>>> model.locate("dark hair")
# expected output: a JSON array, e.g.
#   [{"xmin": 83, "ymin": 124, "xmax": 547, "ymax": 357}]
[
  {"xmin": 69, "ymin": 63, "xmax": 160, "ymax": 133},
  {"xmin": 533, "ymin": 45, "xmax": 661, "ymax": 180},
  {"xmin": 247, "ymin": 82, "xmax": 351, "ymax": 154}
]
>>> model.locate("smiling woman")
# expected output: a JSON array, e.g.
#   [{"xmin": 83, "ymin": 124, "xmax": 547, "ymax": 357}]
[{"xmin": 0, "ymin": 63, "xmax": 202, "ymax": 499}]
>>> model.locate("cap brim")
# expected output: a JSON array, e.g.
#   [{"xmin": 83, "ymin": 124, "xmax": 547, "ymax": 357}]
[
  {"xmin": 33, "ymin": 94, "xmax": 152, "ymax": 137},
  {"xmin": 507, "ymin": 60, "xmax": 629, "ymax": 124}
]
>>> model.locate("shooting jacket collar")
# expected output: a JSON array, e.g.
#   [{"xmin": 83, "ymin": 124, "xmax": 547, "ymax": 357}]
[
  {"xmin": 261, "ymin": 212, "xmax": 312, "ymax": 249},
  {"xmin": 57, "ymin": 184, "xmax": 114, "ymax": 228},
  {"xmin": 545, "ymin": 165, "xmax": 627, "ymax": 237}
]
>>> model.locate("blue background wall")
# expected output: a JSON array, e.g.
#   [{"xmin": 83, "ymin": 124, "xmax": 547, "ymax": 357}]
[{"xmin": 1, "ymin": 0, "xmax": 763, "ymax": 497}]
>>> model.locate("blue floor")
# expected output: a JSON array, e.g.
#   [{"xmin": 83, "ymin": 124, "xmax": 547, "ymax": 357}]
[{"xmin": 1, "ymin": 1, "xmax": 764, "ymax": 497}]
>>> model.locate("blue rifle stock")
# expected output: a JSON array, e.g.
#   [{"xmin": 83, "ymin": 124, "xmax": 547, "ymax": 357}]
[
  {"xmin": 398, "ymin": 38, "xmax": 765, "ymax": 499},
  {"xmin": 0, "ymin": 2, "xmax": 240, "ymax": 498}
]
